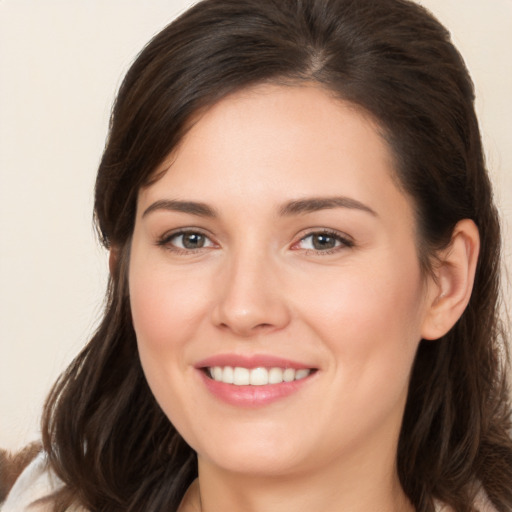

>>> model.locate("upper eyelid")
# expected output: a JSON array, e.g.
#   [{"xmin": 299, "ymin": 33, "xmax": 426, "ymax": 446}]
[
  {"xmin": 292, "ymin": 229, "xmax": 355, "ymax": 251},
  {"xmin": 155, "ymin": 227, "xmax": 353, "ymax": 248},
  {"xmin": 295, "ymin": 228, "xmax": 354, "ymax": 243},
  {"xmin": 159, "ymin": 227, "xmax": 213, "ymax": 240},
  {"xmin": 157, "ymin": 228, "xmax": 217, "ymax": 249}
]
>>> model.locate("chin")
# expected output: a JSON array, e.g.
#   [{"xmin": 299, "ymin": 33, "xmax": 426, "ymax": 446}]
[
  {"xmin": 201, "ymin": 448, "xmax": 307, "ymax": 478},
  {"xmin": 189, "ymin": 423, "xmax": 311, "ymax": 477}
]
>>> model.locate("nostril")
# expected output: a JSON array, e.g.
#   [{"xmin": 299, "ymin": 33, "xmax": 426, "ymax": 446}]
[
  {"xmin": 211, "ymin": 290, "xmax": 292, "ymax": 335},
  {"xmin": 217, "ymin": 321, "xmax": 275, "ymax": 334}
]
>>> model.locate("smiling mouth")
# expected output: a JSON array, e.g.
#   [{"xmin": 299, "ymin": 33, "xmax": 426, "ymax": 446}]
[{"xmin": 205, "ymin": 366, "xmax": 315, "ymax": 386}]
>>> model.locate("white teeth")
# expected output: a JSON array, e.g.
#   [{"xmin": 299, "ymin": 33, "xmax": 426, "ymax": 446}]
[
  {"xmin": 283, "ymin": 368, "xmax": 295, "ymax": 382},
  {"xmin": 223, "ymin": 365, "xmax": 234, "ymax": 384},
  {"xmin": 212, "ymin": 366, "xmax": 223, "ymax": 381},
  {"xmin": 268, "ymin": 367, "xmax": 283, "ymax": 384},
  {"xmin": 249, "ymin": 367, "xmax": 268, "ymax": 386},
  {"xmin": 233, "ymin": 367, "xmax": 250, "ymax": 385},
  {"xmin": 207, "ymin": 366, "xmax": 312, "ymax": 385},
  {"xmin": 295, "ymin": 368, "xmax": 310, "ymax": 380}
]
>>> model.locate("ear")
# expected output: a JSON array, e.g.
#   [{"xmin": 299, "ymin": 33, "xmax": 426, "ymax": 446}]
[
  {"xmin": 109, "ymin": 246, "xmax": 119, "ymax": 275},
  {"xmin": 421, "ymin": 219, "xmax": 480, "ymax": 340}
]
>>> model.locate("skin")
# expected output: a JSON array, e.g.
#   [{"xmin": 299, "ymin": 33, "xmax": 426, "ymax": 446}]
[{"xmin": 128, "ymin": 84, "xmax": 479, "ymax": 512}]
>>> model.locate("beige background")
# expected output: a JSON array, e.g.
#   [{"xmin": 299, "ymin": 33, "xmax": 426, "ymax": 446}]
[{"xmin": 1, "ymin": 0, "xmax": 511, "ymax": 452}]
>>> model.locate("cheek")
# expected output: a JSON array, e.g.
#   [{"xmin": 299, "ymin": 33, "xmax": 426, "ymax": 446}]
[
  {"xmin": 297, "ymin": 253, "xmax": 426, "ymax": 375},
  {"xmin": 298, "ymin": 257, "xmax": 426, "ymax": 442},
  {"xmin": 129, "ymin": 262, "xmax": 209, "ymax": 352},
  {"xmin": 128, "ymin": 259, "xmax": 211, "ymax": 432},
  {"xmin": 128, "ymin": 252, "xmax": 212, "ymax": 414}
]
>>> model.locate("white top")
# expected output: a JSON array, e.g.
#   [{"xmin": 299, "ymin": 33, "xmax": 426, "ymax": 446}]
[
  {"xmin": 1, "ymin": 452, "xmax": 85, "ymax": 512},
  {"xmin": 1, "ymin": 452, "xmax": 498, "ymax": 512}
]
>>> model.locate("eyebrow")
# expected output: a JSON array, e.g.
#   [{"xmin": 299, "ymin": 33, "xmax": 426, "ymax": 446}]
[
  {"xmin": 142, "ymin": 195, "xmax": 377, "ymax": 219},
  {"xmin": 142, "ymin": 199, "xmax": 217, "ymax": 218},
  {"xmin": 279, "ymin": 196, "xmax": 377, "ymax": 217}
]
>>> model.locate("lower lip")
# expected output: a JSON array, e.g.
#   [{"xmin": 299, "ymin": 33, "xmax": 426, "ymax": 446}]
[{"xmin": 198, "ymin": 370, "xmax": 314, "ymax": 407}]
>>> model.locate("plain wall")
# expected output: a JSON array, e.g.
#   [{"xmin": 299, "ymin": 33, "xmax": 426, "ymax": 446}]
[{"xmin": 1, "ymin": 0, "xmax": 511, "ymax": 452}]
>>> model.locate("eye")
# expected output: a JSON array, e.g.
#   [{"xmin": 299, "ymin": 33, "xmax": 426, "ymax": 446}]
[
  {"xmin": 294, "ymin": 230, "xmax": 353, "ymax": 253},
  {"xmin": 158, "ymin": 230, "xmax": 216, "ymax": 251}
]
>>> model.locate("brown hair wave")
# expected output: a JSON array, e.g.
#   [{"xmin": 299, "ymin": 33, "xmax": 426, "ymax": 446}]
[{"xmin": 42, "ymin": 1, "xmax": 512, "ymax": 511}]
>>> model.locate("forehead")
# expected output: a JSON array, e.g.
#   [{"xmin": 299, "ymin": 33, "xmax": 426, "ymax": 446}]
[{"xmin": 138, "ymin": 84, "xmax": 412, "ymax": 224}]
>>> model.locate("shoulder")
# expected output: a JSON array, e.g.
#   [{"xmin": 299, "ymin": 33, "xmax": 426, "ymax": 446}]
[
  {"xmin": 435, "ymin": 487, "xmax": 500, "ymax": 512},
  {"xmin": 1, "ymin": 452, "xmax": 87, "ymax": 512},
  {"xmin": 473, "ymin": 487, "xmax": 501, "ymax": 512}
]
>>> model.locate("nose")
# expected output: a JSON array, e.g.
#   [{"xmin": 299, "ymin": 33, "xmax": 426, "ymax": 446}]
[{"xmin": 211, "ymin": 248, "xmax": 291, "ymax": 337}]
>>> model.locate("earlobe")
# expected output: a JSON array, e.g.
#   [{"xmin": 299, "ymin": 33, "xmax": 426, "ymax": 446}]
[{"xmin": 421, "ymin": 219, "xmax": 480, "ymax": 340}]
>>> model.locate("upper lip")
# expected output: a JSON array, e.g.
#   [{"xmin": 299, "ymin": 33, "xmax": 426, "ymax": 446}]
[{"xmin": 195, "ymin": 354, "xmax": 315, "ymax": 370}]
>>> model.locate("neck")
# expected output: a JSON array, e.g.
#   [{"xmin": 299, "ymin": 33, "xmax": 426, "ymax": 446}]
[
  {"xmin": 178, "ymin": 395, "xmax": 414, "ymax": 512},
  {"xmin": 180, "ymin": 451, "xmax": 414, "ymax": 512}
]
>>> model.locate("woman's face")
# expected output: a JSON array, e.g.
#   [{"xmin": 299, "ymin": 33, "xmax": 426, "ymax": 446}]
[{"xmin": 129, "ymin": 84, "xmax": 436, "ymax": 478}]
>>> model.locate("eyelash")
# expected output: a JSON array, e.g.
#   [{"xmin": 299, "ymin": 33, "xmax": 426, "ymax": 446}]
[
  {"xmin": 293, "ymin": 229, "xmax": 354, "ymax": 255},
  {"xmin": 156, "ymin": 228, "xmax": 354, "ymax": 255},
  {"xmin": 156, "ymin": 229, "xmax": 215, "ymax": 255}
]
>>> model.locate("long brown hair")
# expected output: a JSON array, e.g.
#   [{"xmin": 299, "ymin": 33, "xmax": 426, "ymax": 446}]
[{"xmin": 42, "ymin": 0, "xmax": 512, "ymax": 510}]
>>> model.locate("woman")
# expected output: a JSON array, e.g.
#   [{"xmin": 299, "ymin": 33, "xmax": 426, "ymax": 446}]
[{"xmin": 3, "ymin": 0, "xmax": 511, "ymax": 510}]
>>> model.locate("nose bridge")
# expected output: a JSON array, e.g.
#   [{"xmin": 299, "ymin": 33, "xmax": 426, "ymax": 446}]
[{"xmin": 212, "ymin": 238, "xmax": 290, "ymax": 336}]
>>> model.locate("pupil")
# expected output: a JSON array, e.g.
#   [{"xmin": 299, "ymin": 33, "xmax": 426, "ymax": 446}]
[
  {"xmin": 183, "ymin": 233, "xmax": 204, "ymax": 249},
  {"xmin": 313, "ymin": 234, "xmax": 335, "ymax": 250}
]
